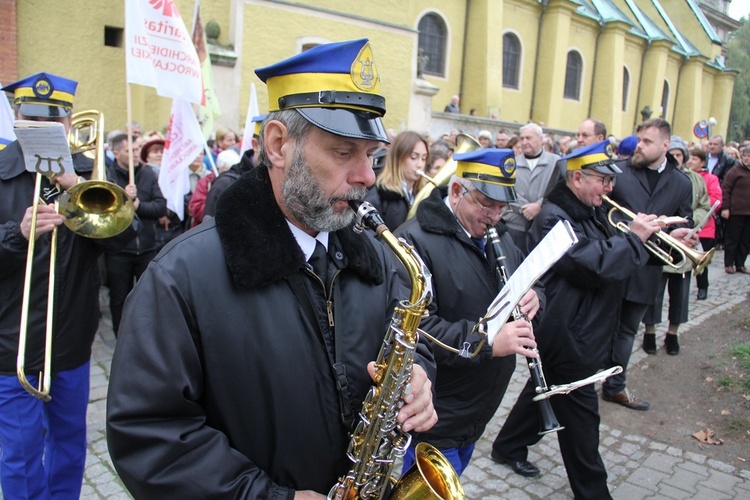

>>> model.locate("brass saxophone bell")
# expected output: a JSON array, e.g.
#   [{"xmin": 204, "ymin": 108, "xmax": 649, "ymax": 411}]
[{"xmin": 390, "ymin": 443, "xmax": 465, "ymax": 500}]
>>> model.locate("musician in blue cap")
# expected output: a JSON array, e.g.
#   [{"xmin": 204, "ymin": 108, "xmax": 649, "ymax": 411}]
[
  {"xmin": 492, "ymin": 140, "xmax": 662, "ymax": 499},
  {"xmin": 395, "ymin": 148, "xmax": 542, "ymax": 475},
  {"xmin": 107, "ymin": 39, "xmax": 438, "ymax": 498},
  {"xmin": 0, "ymin": 72, "xmax": 138, "ymax": 499}
]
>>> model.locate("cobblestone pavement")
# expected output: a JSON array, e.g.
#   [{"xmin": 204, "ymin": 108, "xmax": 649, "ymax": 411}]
[{"xmin": 4, "ymin": 251, "xmax": 747, "ymax": 499}]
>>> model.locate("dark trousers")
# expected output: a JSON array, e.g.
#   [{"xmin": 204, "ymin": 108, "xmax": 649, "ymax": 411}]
[
  {"xmin": 602, "ymin": 300, "xmax": 648, "ymax": 397},
  {"xmin": 695, "ymin": 238, "xmax": 715, "ymax": 290},
  {"xmin": 643, "ymin": 271, "xmax": 691, "ymax": 325},
  {"xmin": 493, "ymin": 377, "xmax": 611, "ymax": 500},
  {"xmin": 105, "ymin": 251, "xmax": 157, "ymax": 335},
  {"xmin": 723, "ymin": 215, "xmax": 750, "ymax": 268}
]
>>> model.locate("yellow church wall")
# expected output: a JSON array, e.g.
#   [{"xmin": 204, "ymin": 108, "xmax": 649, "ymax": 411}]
[
  {"xmin": 711, "ymin": 72, "xmax": 735, "ymax": 139},
  {"xmin": 656, "ymin": 0, "xmax": 720, "ymax": 57},
  {"xmin": 662, "ymin": 53, "xmax": 682, "ymax": 123},
  {"xmin": 590, "ymin": 22, "xmax": 629, "ymax": 137},
  {"xmin": 461, "ymin": 0, "xmax": 504, "ymax": 118},
  {"xmin": 621, "ymin": 37, "xmax": 647, "ymax": 135},
  {"xmin": 239, "ymin": 2, "xmax": 415, "ymax": 133},
  {"xmin": 555, "ymin": 16, "xmax": 599, "ymax": 131},
  {"xmin": 499, "ymin": 0, "xmax": 542, "ymax": 123},
  {"xmin": 672, "ymin": 56, "xmax": 707, "ymax": 140}
]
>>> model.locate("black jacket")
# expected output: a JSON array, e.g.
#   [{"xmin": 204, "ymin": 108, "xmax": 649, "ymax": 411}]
[
  {"xmin": 711, "ymin": 151, "xmax": 736, "ymax": 184},
  {"xmin": 106, "ymin": 165, "xmax": 436, "ymax": 498},
  {"xmin": 530, "ymin": 182, "xmax": 650, "ymax": 374},
  {"xmin": 395, "ymin": 186, "xmax": 544, "ymax": 448},
  {"xmin": 364, "ymin": 185, "xmax": 410, "ymax": 231},
  {"xmin": 0, "ymin": 141, "xmax": 138, "ymax": 374},
  {"xmin": 203, "ymin": 152, "xmax": 253, "ymax": 219},
  {"xmin": 106, "ymin": 162, "xmax": 166, "ymax": 255},
  {"xmin": 609, "ymin": 155, "xmax": 693, "ymax": 304}
]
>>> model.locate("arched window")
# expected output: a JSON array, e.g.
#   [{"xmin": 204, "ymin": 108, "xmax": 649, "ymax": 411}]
[
  {"xmin": 622, "ymin": 67, "xmax": 630, "ymax": 112},
  {"xmin": 502, "ymin": 33, "xmax": 521, "ymax": 89},
  {"xmin": 418, "ymin": 13, "xmax": 447, "ymax": 76},
  {"xmin": 661, "ymin": 80, "xmax": 670, "ymax": 118},
  {"xmin": 563, "ymin": 50, "xmax": 582, "ymax": 100}
]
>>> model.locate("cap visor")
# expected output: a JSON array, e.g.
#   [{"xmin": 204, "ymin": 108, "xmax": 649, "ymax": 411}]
[
  {"xmin": 589, "ymin": 162, "xmax": 622, "ymax": 175},
  {"xmin": 18, "ymin": 103, "xmax": 71, "ymax": 118},
  {"xmin": 472, "ymin": 180, "xmax": 517, "ymax": 203},
  {"xmin": 296, "ymin": 108, "xmax": 389, "ymax": 143}
]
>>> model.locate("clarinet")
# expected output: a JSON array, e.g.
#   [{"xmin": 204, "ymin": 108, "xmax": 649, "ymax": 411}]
[{"xmin": 486, "ymin": 227, "xmax": 563, "ymax": 435}]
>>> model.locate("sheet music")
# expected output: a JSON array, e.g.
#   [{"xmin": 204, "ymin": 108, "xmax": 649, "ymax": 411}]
[
  {"xmin": 13, "ymin": 120, "xmax": 74, "ymax": 175},
  {"xmin": 486, "ymin": 219, "xmax": 578, "ymax": 345}
]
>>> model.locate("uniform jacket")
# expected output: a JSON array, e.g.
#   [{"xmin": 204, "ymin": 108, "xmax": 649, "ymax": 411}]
[
  {"xmin": 502, "ymin": 150, "xmax": 561, "ymax": 233},
  {"xmin": 722, "ymin": 161, "xmax": 750, "ymax": 215},
  {"xmin": 609, "ymin": 154, "xmax": 693, "ymax": 304},
  {"xmin": 395, "ymin": 187, "xmax": 544, "ymax": 448},
  {"xmin": 530, "ymin": 181, "xmax": 650, "ymax": 374},
  {"xmin": 106, "ymin": 165, "xmax": 436, "ymax": 499},
  {"xmin": 364, "ymin": 185, "xmax": 410, "ymax": 231},
  {"xmin": 106, "ymin": 162, "xmax": 166, "ymax": 255},
  {"xmin": 0, "ymin": 141, "xmax": 138, "ymax": 374}
]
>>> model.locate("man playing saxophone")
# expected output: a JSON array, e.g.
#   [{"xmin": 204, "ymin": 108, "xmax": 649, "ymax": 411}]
[
  {"xmin": 493, "ymin": 140, "xmax": 662, "ymax": 499},
  {"xmin": 106, "ymin": 39, "xmax": 437, "ymax": 499},
  {"xmin": 394, "ymin": 148, "xmax": 541, "ymax": 476}
]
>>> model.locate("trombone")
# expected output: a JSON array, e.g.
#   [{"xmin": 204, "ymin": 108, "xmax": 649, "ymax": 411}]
[
  {"xmin": 17, "ymin": 110, "xmax": 135, "ymax": 400},
  {"xmin": 602, "ymin": 195, "xmax": 714, "ymax": 275}
]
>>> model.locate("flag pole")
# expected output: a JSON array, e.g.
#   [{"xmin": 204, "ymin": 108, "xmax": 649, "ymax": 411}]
[{"xmin": 125, "ymin": 83, "xmax": 135, "ymax": 185}]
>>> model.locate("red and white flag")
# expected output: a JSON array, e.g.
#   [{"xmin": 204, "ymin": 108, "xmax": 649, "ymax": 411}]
[
  {"xmin": 159, "ymin": 99, "xmax": 204, "ymax": 220},
  {"xmin": 125, "ymin": 0, "xmax": 203, "ymax": 104}
]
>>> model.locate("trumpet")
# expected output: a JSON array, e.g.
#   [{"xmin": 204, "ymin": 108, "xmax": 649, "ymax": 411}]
[
  {"xmin": 17, "ymin": 110, "xmax": 134, "ymax": 400},
  {"xmin": 602, "ymin": 195, "xmax": 714, "ymax": 275}
]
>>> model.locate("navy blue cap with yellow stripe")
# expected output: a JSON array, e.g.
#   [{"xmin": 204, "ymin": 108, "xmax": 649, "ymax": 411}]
[
  {"xmin": 254, "ymin": 39, "xmax": 388, "ymax": 143},
  {"xmin": 1, "ymin": 72, "xmax": 77, "ymax": 118},
  {"xmin": 454, "ymin": 148, "xmax": 518, "ymax": 202},
  {"xmin": 563, "ymin": 139, "xmax": 622, "ymax": 174},
  {"xmin": 251, "ymin": 114, "xmax": 267, "ymax": 137}
]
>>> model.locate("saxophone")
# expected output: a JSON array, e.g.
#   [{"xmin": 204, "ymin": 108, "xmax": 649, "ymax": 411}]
[{"xmin": 328, "ymin": 201, "xmax": 464, "ymax": 500}]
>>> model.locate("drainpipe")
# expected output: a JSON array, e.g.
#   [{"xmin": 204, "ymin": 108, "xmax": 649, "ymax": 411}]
[
  {"xmin": 459, "ymin": 0, "xmax": 471, "ymax": 106},
  {"xmin": 587, "ymin": 19, "xmax": 605, "ymax": 117},
  {"xmin": 530, "ymin": 0, "xmax": 550, "ymax": 121}
]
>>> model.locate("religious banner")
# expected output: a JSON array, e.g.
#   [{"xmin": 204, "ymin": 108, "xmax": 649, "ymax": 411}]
[
  {"xmin": 125, "ymin": 0, "xmax": 203, "ymax": 104},
  {"xmin": 193, "ymin": 2, "xmax": 221, "ymax": 138},
  {"xmin": 159, "ymin": 99, "xmax": 205, "ymax": 220},
  {"xmin": 0, "ymin": 84, "xmax": 16, "ymax": 150}
]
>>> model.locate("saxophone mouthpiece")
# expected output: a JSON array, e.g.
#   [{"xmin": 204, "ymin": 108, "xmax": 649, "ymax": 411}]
[{"xmin": 349, "ymin": 200, "xmax": 386, "ymax": 234}]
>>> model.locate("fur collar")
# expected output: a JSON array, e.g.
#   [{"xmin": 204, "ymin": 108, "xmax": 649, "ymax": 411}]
[
  {"xmin": 214, "ymin": 165, "xmax": 384, "ymax": 289},
  {"xmin": 546, "ymin": 181, "xmax": 597, "ymax": 222},
  {"xmin": 415, "ymin": 186, "xmax": 509, "ymax": 238}
]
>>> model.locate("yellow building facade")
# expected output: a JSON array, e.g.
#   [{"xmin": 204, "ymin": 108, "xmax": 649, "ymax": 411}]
[{"xmin": 4, "ymin": 0, "xmax": 737, "ymax": 140}]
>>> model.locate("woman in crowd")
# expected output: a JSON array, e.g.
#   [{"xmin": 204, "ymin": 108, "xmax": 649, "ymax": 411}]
[
  {"xmin": 364, "ymin": 130, "xmax": 429, "ymax": 229},
  {"xmin": 721, "ymin": 146, "xmax": 750, "ymax": 274},
  {"xmin": 204, "ymin": 127, "xmax": 238, "ymax": 170},
  {"xmin": 687, "ymin": 148, "xmax": 722, "ymax": 298}
]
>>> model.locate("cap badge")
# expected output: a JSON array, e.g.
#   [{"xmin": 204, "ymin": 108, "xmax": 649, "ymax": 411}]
[
  {"xmin": 605, "ymin": 143, "xmax": 614, "ymax": 158},
  {"xmin": 351, "ymin": 43, "xmax": 379, "ymax": 92},
  {"xmin": 33, "ymin": 77, "xmax": 53, "ymax": 99},
  {"xmin": 501, "ymin": 156, "xmax": 516, "ymax": 177}
]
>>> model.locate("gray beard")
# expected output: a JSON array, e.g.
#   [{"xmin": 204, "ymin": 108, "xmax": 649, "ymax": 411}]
[{"xmin": 281, "ymin": 146, "xmax": 367, "ymax": 233}]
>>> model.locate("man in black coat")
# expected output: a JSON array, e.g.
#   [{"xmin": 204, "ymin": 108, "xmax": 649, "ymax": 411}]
[
  {"xmin": 706, "ymin": 134, "xmax": 736, "ymax": 184},
  {"xmin": 104, "ymin": 133, "xmax": 167, "ymax": 336},
  {"xmin": 601, "ymin": 119, "xmax": 695, "ymax": 410},
  {"xmin": 395, "ymin": 149, "xmax": 541, "ymax": 476},
  {"xmin": 106, "ymin": 39, "xmax": 438, "ymax": 499},
  {"xmin": 0, "ymin": 72, "xmax": 138, "ymax": 499},
  {"xmin": 492, "ymin": 140, "xmax": 662, "ymax": 499}
]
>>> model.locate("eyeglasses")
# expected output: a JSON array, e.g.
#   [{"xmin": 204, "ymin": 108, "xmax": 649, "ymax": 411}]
[
  {"xmin": 582, "ymin": 170, "xmax": 617, "ymax": 187},
  {"xmin": 462, "ymin": 188, "xmax": 505, "ymax": 216},
  {"xmin": 576, "ymin": 132, "xmax": 594, "ymax": 138}
]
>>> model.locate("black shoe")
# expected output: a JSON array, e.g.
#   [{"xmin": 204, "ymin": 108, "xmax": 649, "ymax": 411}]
[
  {"xmin": 697, "ymin": 289, "xmax": 708, "ymax": 300},
  {"xmin": 602, "ymin": 389, "xmax": 650, "ymax": 411},
  {"xmin": 490, "ymin": 450, "xmax": 540, "ymax": 477},
  {"xmin": 665, "ymin": 334, "xmax": 680, "ymax": 355},
  {"xmin": 643, "ymin": 333, "xmax": 656, "ymax": 354}
]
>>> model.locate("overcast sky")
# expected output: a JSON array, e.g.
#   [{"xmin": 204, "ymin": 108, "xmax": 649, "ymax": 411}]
[{"xmin": 729, "ymin": 0, "xmax": 749, "ymax": 20}]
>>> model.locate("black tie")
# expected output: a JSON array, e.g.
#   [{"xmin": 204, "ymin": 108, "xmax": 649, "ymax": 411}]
[{"xmin": 309, "ymin": 240, "xmax": 328, "ymax": 284}]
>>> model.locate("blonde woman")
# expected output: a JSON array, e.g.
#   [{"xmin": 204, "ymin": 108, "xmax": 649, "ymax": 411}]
[{"xmin": 364, "ymin": 131, "xmax": 429, "ymax": 229}]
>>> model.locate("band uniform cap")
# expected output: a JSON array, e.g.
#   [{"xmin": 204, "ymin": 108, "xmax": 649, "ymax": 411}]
[
  {"xmin": 251, "ymin": 114, "xmax": 267, "ymax": 137},
  {"xmin": 618, "ymin": 135, "xmax": 637, "ymax": 156},
  {"xmin": 254, "ymin": 39, "xmax": 388, "ymax": 143},
  {"xmin": 563, "ymin": 139, "xmax": 621, "ymax": 174},
  {"xmin": 1, "ymin": 72, "xmax": 77, "ymax": 118},
  {"xmin": 140, "ymin": 138, "xmax": 165, "ymax": 164},
  {"xmin": 454, "ymin": 148, "xmax": 518, "ymax": 202}
]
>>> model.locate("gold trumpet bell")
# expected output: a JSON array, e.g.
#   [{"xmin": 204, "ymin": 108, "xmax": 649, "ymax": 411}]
[
  {"xmin": 61, "ymin": 181, "xmax": 135, "ymax": 238},
  {"xmin": 391, "ymin": 443, "xmax": 465, "ymax": 499}
]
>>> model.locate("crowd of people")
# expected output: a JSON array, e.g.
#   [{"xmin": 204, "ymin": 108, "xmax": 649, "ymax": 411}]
[{"xmin": 2, "ymin": 37, "xmax": 750, "ymax": 499}]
